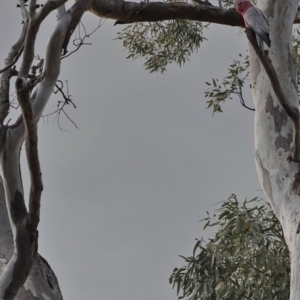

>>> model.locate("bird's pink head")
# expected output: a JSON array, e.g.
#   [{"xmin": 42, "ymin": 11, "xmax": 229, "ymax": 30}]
[{"xmin": 234, "ymin": 0, "xmax": 254, "ymax": 14}]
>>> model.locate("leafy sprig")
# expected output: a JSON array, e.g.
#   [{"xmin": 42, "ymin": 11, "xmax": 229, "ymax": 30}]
[
  {"xmin": 169, "ymin": 195, "xmax": 289, "ymax": 300},
  {"xmin": 205, "ymin": 54, "xmax": 252, "ymax": 113}
]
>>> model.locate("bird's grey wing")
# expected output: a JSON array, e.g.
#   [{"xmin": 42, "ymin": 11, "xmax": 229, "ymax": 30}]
[
  {"xmin": 246, "ymin": 7, "xmax": 269, "ymax": 35},
  {"xmin": 246, "ymin": 7, "xmax": 271, "ymax": 47}
]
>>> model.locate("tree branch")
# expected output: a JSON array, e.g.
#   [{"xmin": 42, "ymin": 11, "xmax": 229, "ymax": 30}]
[
  {"xmin": 15, "ymin": 79, "xmax": 43, "ymax": 234},
  {"xmin": 0, "ymin": 20, "xmax": 28, "ymax": 125},
  {"xmin": 29, "ymin": 0, "xmax": 37, "ymax": 18},
  {"xmin": 62, "ymin": 0, "xmax": 95, "ymax": 54},
  {"xmin": 245, "ymin": 28, "xmax": 300, "ymax": 162},
  {"xmin": 91, "ymin": 1, "xmax": 244, "ymax": 26},
  {"xmin": 18, "ymin": 0, "xmax": 68, "ymax": 79},
  {"xmin": 87, "ymin": 0, "xmax": 300, "ymax": 27}
]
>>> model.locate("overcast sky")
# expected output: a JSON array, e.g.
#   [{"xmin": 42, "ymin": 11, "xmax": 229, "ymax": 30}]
[{"xmin": 1, "ymin": 1, "xmax": 261, "ymax": 299}]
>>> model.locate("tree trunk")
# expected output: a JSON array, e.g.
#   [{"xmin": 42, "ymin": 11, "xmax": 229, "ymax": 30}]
[
  {"xmin": 0, "ymin": 3, "xmax": 72, "ymax": 298},
  {"xmin": 250, "ymin": 0, "xmax": 300, "ymax": 298},
  {"xmin": 0, "ymin": 177, "xmax": 62, "ymax": 300}
]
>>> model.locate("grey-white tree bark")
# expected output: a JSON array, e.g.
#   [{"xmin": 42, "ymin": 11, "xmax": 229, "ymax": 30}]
[
  {"xmin": 249, "ymin": 1, "xmax": 300, "ymax": 299},
  {"xmin": 1, "ymin": 0, "xmax": 300, "ymax": 299}
]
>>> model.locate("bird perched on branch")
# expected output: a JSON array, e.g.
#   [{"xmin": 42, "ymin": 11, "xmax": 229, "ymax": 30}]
[{"xmin": 234, "ymin": 0, "xmax": 271, "ymax": 51}]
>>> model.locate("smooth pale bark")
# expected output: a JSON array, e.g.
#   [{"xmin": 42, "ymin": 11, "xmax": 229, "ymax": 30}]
[
  {"xmin": 0, "ymin": 3, "xmax": 70, "ymax": 299},
  {"xmin": 249, "ymin": 0, "xmax": 300, "ymax": 299}
]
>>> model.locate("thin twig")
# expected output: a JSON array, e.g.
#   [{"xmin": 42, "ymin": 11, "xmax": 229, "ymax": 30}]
[{"xmin": 62, "ymin": 19, "xmax": 105, "ymax": 59}]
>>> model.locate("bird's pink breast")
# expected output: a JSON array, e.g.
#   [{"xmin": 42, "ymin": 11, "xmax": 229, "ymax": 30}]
[{"xmin": 236, "ymin": 1, "xmax": 254, "ymax": 27}]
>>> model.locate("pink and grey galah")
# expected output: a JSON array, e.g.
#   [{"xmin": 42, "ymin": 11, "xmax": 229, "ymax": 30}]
[{"xmin": 234, "ymin": 0, "xmax": 271, "ymax": 50}]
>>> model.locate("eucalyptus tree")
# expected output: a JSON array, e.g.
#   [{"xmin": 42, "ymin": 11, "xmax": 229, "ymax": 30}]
[{"xmin": 0, "ymin": 0, "xmax": 300, "ymax": 299}]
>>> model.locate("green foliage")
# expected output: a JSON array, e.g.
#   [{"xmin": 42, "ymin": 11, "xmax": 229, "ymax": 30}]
[
  {"xmin": 222, "ymin": 0, "xmax": 256, "ymax": 7},
  {"xmin": 116, "ymin": 20, "xmax": 207, "ymax": 73},
  {"xmin": 169, "ymin": 195, "xmax": 290, "ymax": 300},
  {"xmin": 222, "ymin": 0, "xmax": 234, "ymax": 8},
  {"xmin": 205, "ymin": 54, "xmax": 251, "ymax": 113}
]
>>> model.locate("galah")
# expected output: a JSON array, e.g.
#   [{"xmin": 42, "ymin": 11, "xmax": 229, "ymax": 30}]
[{"xmin": 234, "ymin": 0, "xmax": 271, "ymax": 51}]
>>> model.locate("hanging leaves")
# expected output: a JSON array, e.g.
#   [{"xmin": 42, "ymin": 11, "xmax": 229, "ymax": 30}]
[{"xmin": 116, "ymin": 20, "xmax": 207, "ymax": 73}]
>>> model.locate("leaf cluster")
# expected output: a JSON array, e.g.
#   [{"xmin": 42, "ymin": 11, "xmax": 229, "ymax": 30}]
[
  {"xmin": 205, "ymin": 54, "xmax": 251, "ymax": 113},
  {"xmin": 221, "ymin": 0, "xmax": 234, "ymax": 8},
  {"xmin": 116, "ymin": 20, "xmax": 207, "ymax": 73},
  {"xmin": 221, "ymin": 0, "xmax": 256, "ymax": 8},
  {"xmin": 169, "ymin": 195, "xmax": 290, "ymax": 300}
]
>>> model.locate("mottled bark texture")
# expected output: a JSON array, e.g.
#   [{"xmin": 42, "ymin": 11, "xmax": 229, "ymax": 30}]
[
  {"xmin": 246, "ymin": 28, "xmax": 300, "ymax": 162},
  {"xmin": 249, "ymin": 1, "xmax": 300, "ymax": 299}
]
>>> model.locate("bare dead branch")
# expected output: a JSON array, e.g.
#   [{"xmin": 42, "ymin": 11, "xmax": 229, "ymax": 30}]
[
  {"xmin": 54, "ymin": 80, "xmax": 76, "ymax": 107},
  {"xmin": 42, "ymin": 80, "xmax": 79, "ymax": 130},
  {"xmin": 245, "ymin": 28, "xmax": 300, "ymax": 161},
  {"xmin": 62, "ymin": 19, "xmax": 104, "ymax": 59},
  {"xmin": 61, "ymin": 107, "xmax": 79, "ymax": 129}
]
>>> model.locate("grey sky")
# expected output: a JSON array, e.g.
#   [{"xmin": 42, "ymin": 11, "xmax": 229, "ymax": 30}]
[{"xmin": 1, "ymin": 2, "xmax": 261, "ymax": 299}]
